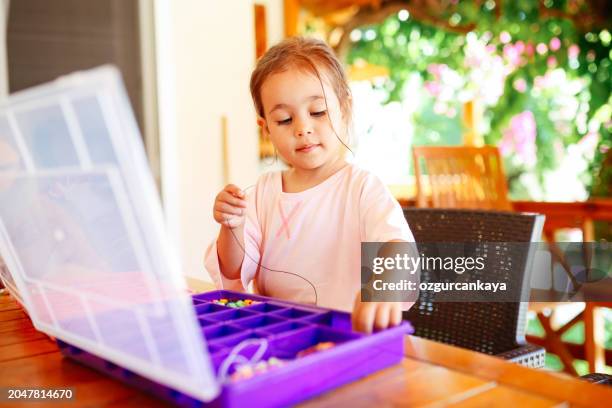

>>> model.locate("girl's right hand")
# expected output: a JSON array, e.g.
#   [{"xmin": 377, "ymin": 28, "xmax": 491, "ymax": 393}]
[{"xmin": 213, "ymin": 184, "xmax": 247, "ymax": 228}]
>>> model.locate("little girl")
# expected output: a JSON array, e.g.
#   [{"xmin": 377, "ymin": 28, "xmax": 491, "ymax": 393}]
[{"xmin": 205, "ymin": 37, "xmax": 415, "ymax": 333}]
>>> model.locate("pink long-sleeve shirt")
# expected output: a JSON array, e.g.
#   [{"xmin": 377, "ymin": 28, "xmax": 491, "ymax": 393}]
[{"xmin": 204, "ymin": 164, "xmax": 414, "ymax": 311}]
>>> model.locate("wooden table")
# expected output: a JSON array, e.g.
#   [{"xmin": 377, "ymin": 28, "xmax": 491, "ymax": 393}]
[
  {"xmin": 512, "ymin": 200, "xmax": 612, "ymax": 374},
  {"xmin": 512, "ymin": 199, "xmax": 612, "ymax": 241},
  {"xmin": 396, "ymin": 198, "xmax": 612, "ymax": 238},
  {"xmin": 2, "ymin": 290, "xmax": 612, "ymax": 407}
]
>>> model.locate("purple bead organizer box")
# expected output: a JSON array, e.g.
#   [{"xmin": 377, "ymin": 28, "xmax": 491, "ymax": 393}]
[{"xmin": 57, "ymin": 290, "xmax": 414, "ymax": 407}]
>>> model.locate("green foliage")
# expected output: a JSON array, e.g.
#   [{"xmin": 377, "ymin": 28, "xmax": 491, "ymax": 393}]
[
  {"xmin": 412, "ymin": 98, "xmax": 463, "ymax": 147},
  {"xmin": 349, "ymin": 18, "xmax": 464, "ymax": 102},
  {"xmin": 347, "ymin": 1, "xmax": 611, "ymax": 198},
  {"xmin": 527, "ymin": 312, "xmax": 612, "ymax": 374}
]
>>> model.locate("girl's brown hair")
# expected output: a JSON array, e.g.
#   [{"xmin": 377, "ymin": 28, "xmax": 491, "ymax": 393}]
[{"xmin": 250, "ymin": 37, "xmax": 352, "ymax": 123}]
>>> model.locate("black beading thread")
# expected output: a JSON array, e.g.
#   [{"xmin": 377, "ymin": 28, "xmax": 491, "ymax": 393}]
[
  {"xmin": 222, "ymin": 185, "xmax": 318, "ymax": 306},
  {"xmin": 227, "ymin": 63, "xmax": 355, "ymax": 308}
]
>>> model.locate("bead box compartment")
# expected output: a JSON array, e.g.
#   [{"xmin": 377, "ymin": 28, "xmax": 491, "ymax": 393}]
[{"xmin": 58, "ymin": 290, "xmax": 412, "ymax": 407}]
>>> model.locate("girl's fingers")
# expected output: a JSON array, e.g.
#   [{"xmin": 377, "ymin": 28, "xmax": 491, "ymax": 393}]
[
  {"xmin": 389, "ymin": 304, "xmax": 403, "ymax": 327},
  {"xmin": 374, "ymin": 303, "xmax": 390, "ymax": 332},
  {"xmin": 215, "ymin": 202, "xmax": 244, "ymax": 216},
  {"xmin": 353, "ymin": 303, "xmax": 376, "ymax": 334},
  {"xmin": 225, "ymin": 184, "xmax": 245, "ymax": 198},
  {"xmin": 351, "ymin": 295, "xmax": 361, "ymax": 332},
  {"xmin": 220, "ymin": 191, "xmax": 247, "ymax": 207},
  {"xmin": 213, "ymin": 185, "xmax": 248, "ymax": 227},
  {"xmin": 215, "ymin": 212, "xmax": 243, "ymax": 227}
]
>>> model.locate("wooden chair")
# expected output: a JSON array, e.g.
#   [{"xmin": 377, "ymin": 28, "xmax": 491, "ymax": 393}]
[
  {"xmin": 410, "ymin": 148, "xmax": 610, "ymax": 375},
  {"xmin": 412, "ymin": 145, "xmax": 512, "ymax": 210}
]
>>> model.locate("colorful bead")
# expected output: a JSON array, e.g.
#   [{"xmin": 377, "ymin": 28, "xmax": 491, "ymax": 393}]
[
  {"xmin": 229, "ymin": 357, "xmax": 287, "ymax": 381},
  {"xmin": 211, "ymin": 298, "xmax": 258, "ymax": 307},
  {"xmin": 297, "ymin": 341, "xmax": 336, "ymax": 358}
]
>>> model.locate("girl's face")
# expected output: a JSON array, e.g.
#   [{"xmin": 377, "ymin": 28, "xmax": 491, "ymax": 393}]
[{"xmin": 258, "ymin": 68, "xmax": 346, "ymax": 172}]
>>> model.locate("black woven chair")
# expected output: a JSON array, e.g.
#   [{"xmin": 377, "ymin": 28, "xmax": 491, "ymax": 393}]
[
  {"xmin": 402, "ymin": 208, "xmax": 546, "ymax": 368},
  {"xmin": 581, "ymin": 373, "xmax": 612, "ymax": 386}
]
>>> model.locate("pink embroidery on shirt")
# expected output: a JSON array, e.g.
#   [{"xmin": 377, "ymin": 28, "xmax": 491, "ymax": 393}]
[{"xmin": 276, "ymin": 201, "xmax": 301, "ymax": 239}]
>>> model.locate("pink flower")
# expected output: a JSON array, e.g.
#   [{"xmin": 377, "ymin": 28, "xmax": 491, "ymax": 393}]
[
  {"xmin": 503, "ymin": 44, "xmax": 521, "ymax": 67},
  {"xmin": 513, "ymin": 78, "xmax": 527, "ymax": 93},
  {"xmin": 500, "ymin": 31, "xmax": 512, "ymax": 44},
  {"xmin": 534, "ymin": 75, "xmax": 544, "ymax": 89},
  {"xmin": 515, "ymin": 41, "xmax": 526, "ymax": 54},
  {"xmin": 549, "ymin": 37, "xmax": 561, "ymax": 51},
  {"xmin": 525, "ymin": 42, "xmax": 535, "ymax": 57},
  {"xmin": 536, "ymin": 43, "xmax": 548, "ymax": 55},
  {"xmin": 499, "ymin": 111, "xmax": 537, "ymax": 167},
  {"xmin": 427, "ymin": 63, "xmax": 448, "ymax": 80},
  {"xmin": 424, "ymin": 81, "xmax": 442, "ymax": 96},
  {"xmin": 568, "ymin": 44, "xmax": 580, "ymax": 59},
  {"xmin": 464, "ymin": 54, "xmax": 483, "ymax": 69},
  {"xmin": 578, "ymin": 131, "xmax": 600, "ymax": 152},
  {"xmin": 547, "ymin": 56, "xmax": 557, "ymax": 68}
]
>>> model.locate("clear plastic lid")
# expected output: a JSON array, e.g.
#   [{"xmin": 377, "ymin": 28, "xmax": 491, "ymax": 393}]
[{"xmin": 0, "ymin": 66, "xmax": 219, "ymax": 401}]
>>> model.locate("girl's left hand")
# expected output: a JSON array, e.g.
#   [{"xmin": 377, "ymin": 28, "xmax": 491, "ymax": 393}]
[{"xmin": 351, "ymin": 293, "xmax": 403, "ymax": 334}]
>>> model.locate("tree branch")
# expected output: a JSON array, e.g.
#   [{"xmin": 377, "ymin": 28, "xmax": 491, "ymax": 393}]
[
  {"xmin": 538, "ymin": 0, "xmax": 609, "ymax": 32},
  {"xmin": 334, "ymin": 0, "xmax": 475, "ymax": 59}
]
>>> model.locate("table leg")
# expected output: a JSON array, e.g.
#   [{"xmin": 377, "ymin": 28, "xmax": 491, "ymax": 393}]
[
  {"xmin": 582, "ymin": 218, "xmax": 595, "ymax": 242},
  {"xmin": 537, "ymin": 312, "xmax": 578, "ymax": 376},
  {"xmin": 584, "ymin": 303, "xmax": 606, "ymax": 373}
]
